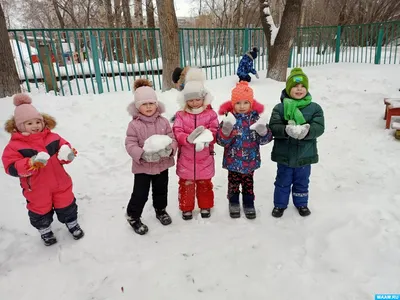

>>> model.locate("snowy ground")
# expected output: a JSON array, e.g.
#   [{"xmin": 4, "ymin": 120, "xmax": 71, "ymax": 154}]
[{"xmin": 1, "ymin": 63, "xmax": 400, "ymax": 299}]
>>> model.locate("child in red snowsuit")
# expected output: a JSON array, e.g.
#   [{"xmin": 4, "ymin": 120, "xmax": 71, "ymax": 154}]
[{"xmin": 1, "ymin": 94, "xmax": 84, "ymax": 246}]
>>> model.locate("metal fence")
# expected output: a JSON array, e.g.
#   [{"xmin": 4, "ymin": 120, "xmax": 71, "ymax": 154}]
[{"xmin": 8, "ymin": 21, "xmax": 400, "ymax": 96}]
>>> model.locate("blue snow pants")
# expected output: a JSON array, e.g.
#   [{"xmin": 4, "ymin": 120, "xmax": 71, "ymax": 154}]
[{"xmin": 273, "ymin": 163, "xmax": 311, "ymax": 208}]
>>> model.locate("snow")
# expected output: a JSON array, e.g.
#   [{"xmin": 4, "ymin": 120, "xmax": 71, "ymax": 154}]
[
  {"xmin": 1, "ymin": 63, "xmax": 400, "ymax": 299},
  {"xmin": 193, "ymin": 129, "xmax": 214, "ymax": 144},
  {"xmin": 263, "ymin": 4, "xmax": 279, "ymax": 46},
  {"xmin": 143, "ymin": 135, "xmax": 172, "ymax": 153},
  {"xmin": 222, "ymin": 111, "xmax": 236, "ymax": 125},
  {"xmin": 35, "ymin": 152, "xmax": 50, "ymax": 161},
  {"xmin": 57, "ymin": 144, "xmax": 72, "ymax": 161},
  {"xmin": 250, "ymin": 115, "xmax": 269, "ymax": 130}
]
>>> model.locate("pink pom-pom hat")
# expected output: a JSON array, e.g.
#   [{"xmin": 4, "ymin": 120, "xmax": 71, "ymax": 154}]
[{"xmin": 13, "ymin": 93, "xmax": 43, "ymax": 132}]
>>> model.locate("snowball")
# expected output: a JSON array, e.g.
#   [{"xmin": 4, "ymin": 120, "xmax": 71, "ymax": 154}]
[
  {"xmin": 57, "ymin": 145, "xmax": 72, "ymax": 161},
  {"xmin": 222, "ymin": 112, "xmax": 236, "ymax": 125},
  {"xmin": 292, "ymin": 125, "xmax": 303, "ymax": 135},
  {"xmin": 143, "ymin": 135, "xmax": 172, "ymax": 153},
  {"xmin": 36, "ymin": 152, "xmax": 50, "ymax": 161},
  {"xmin": 250, "ymin": 115, "xmax": 269, "ymax": 130},
  {"xmin": 193, "ymin": 129, "xmax": 214, "ymax": 143}
]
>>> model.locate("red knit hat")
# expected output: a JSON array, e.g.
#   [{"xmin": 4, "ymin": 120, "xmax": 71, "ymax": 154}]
[{"xmin": 231, "ymin": 81, "xmax": 254, "ymax": 107}]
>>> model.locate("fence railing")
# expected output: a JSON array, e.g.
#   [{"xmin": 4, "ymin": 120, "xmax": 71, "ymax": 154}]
[{"xmin": 8, "ymin": 21, "xmax": 400, "ymax": 96}]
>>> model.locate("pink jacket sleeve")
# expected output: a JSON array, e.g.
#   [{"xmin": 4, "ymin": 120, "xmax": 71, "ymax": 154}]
[
  {"xmin": 2, "ymin": 144, "xmax": 35, "ymax": 177},
  {"xmin": 125, "ymin": 121, "xmax": 144, "ymax": 164},
  {"xmin": 164, "ymin": 118, "xmax": 178, "ymax": 155},
  {"xmin": 173, "ymin": 112, "xmax": 189, "ymax": 146}
]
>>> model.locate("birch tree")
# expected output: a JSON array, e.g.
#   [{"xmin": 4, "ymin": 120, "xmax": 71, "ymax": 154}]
[{"xmin": 259, "ymin": 0, "xmax": 302, "ymax": 81}]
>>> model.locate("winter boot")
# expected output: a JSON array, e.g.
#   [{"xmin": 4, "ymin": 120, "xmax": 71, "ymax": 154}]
[
  {"xmin": 297, "ymin": 206, "xmax": 311, "ymax": 217},
  {"xmin": 155, "ymin": 208, "xmax": 172, "ymax": 225},
  {"xmin": 66, "ymin": 220, "xmax": 85, "ymax": 240},
  {"xmin": 271, "ymin": 207, "xmax": 286, "ymax": 218},
  {"xmin": 200, "ymin": 209, "xmax": 211, "ymax": 218},
  {"xmin": 39, "ymin": 228, "xmax": 57, "ymax": 246},
  {"xmin": 126, "ymin": 215, "xmax": 149, "ymax": 235},
  {"xmin": 229, "ymin": 193, "xmax": 240, "ymax": 218},
  {"xmin": 242, "ymin": 194, "xmax": 256, "ymax": 219},
  {"xmin": 182, "ymin": 211, "xmax": 193, "ymax": 221}
]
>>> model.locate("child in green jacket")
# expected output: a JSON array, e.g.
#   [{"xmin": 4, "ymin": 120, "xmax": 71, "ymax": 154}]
[{"xmin": 269, "ymin": 68, "xmax": 325, "ymax": 218}]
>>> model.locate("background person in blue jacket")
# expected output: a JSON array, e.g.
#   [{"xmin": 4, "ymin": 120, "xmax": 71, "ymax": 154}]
[{"xmin": 236, "ymin": 47, "xmax": 259, "ymax": 82}]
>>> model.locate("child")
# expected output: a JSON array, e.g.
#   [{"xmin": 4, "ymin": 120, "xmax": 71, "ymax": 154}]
[
  {"xmin": 2, "ymin": 94, "xmax": 83, "ymax": 246},
  {"xmin": 173, "ymin": 67, "xmax": 219, "ymax": 220},
  {"xmin": 236, "ymin": 47, "xmax": 259, "ymax": 82},
  {"xmin": 269, "ymin": 68, "xmax": 325, "ymax": 218},
  {"xmin": 172, "ymin": 66, "xmax": 190, "ymax": 91},
  {"xmin": 216, "ymin": 81, "xmax": 272, "ymax": 219},
  {"xmin": 125, "ymin": 79, "xmax": 177, "ymax": 235}
]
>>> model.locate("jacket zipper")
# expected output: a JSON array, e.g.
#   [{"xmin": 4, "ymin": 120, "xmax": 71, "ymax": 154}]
[{"xmin": 194, "ymin": 114, "xmax": 197, "ymax": 182}]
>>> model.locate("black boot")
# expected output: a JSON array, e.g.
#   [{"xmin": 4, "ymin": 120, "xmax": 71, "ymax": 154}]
[
  {"xmin": 182, "ymin": 211, "xmax": 193, "ymax": 220},
  {"xmin": 155, "ymin": 209, "xmax": 172, "ymax": 225},
  {"xmin": 297, "ymin": 206, "xmax": 311, "ymax": 217},
  {"xmin": 243, "ymin": 206, "xmax": 256, "ymax": 219},
  {"xmin": 271, "ymin": 207, "xmax": 286, "ymax": 218},
  {"xmin": 65, "ymin": 220, "xmax": 85, "ymax": 240},
  {"xmin": 127, "ymin": 216, "xmax": 149, "ymax": 235},
  {"xmin": 200, "ymin": 209, "xmax": 211, "ymax": 218},
  {"xmin": 242, "ymin": 194, "xmax": 256, "ymax": 219},
  {"xmin": 229, "ymin": 194, "xmax": 240, "ymax": 218},
  {"xmin": 40, "ymin": 230, "xmax": 57, "ymax": 246}
]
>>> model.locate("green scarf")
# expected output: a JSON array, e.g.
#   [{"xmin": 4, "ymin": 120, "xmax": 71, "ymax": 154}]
[{"xmin": 283, "ymin": 94, "xmax": 312, "ymax": 125}]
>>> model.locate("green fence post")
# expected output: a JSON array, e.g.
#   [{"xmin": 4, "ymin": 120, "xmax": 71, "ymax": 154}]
[
  {"xmin": 90, "ymin": 32, "xmax": 103, "ymax": 94},
  {"xmin": 288, "ymin": 47, "xmax": 293, "ymax": 67},
  {"xmin": 375, "ymin": 28, "xmax": 384, "ymax": 65},
  {"xmin": 243, "ymin": 27, "xmax": 249, "ymax": 53},
  {"xmin": 335, "ymin": 26, "xmax": 341, "ymax": 62}
]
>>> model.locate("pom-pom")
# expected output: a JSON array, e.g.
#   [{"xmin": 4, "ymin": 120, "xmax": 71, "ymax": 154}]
[
  {"xmin": 133, "ymin": 79, "xmax": 152, "ymax": 91},
  {"xmin": 184, "ymin": 67, "xmax": 205, "ymax": 83},
  {"xmin": 13, "ymin": 93, "xmax": 32, "ymax": 106}
]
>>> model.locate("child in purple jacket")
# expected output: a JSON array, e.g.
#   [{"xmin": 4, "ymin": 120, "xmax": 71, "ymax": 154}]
[{"xmin": 125, "ymin": 79, "xmax": 177, "ymax": 235}]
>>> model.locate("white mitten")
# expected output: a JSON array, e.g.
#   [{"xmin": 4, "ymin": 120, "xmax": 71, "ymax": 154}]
[
  {"xmin": 187, "ymin": 126, "xmax": 205, "ymax": 144},
  {"xmin": 297, "ymin": 124, "xmax": 310, "ymax": 140}
]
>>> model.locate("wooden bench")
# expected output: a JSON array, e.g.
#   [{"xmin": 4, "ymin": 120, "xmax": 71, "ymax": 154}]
[{"xmin": 384, "ymin": 98, "xmax": 400, "ymax": 129}]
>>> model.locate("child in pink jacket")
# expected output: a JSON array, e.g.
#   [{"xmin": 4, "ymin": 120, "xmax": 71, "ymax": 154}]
[
  {"xmin": 173, "ymin": 68, "xmax": 219, "ymax": 220},
  {"xmin": 125, "ymin": 79, "xmax": 177, "ymax": 235}
]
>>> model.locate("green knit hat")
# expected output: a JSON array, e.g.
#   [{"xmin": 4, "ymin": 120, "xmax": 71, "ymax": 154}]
[{"xmin": 285, "ymin": 68, "xmax": 309, "ymax": 94}]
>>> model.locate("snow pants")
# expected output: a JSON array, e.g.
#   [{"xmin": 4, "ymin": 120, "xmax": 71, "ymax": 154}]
[
  {"xmin": 273, "ymin": 163, "xmax": 311, "ymax": 208},
  {"xmin": 227, "ymin": 171, "xmax": 255, "ymax": 207},
  {"xmin": 178, "ymin": 178, "xmax": 214, "ymax": 211},
  {"xmin": 127, "ymin": 170, "xmax": 169, "ymax": 219},
  {"xmin": 24, "ymin": 182, "xmax": 77, "ymax": 230}
]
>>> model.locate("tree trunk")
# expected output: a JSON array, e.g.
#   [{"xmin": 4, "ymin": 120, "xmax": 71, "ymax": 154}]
[
  {"xmin": 155, "ymin": 0, "xmax": 180, "ymax": 91},
  {"xmin": 260, "ymin": 0, "xmax": 303, "ymax": 81},
  {"xmin": 146, "ymin": 0, "xmax": 157, "ymax": 59},
  {"xmin": 134, "ymin": 0, "xmax": 147, "ymax": 62},
  {"xmin": 122, "ymin": 0, "xmax": 135, "ymax": 63},
  {"xmin": 0, "ymin": 4, "xmax": 20, "ymax": 97}
]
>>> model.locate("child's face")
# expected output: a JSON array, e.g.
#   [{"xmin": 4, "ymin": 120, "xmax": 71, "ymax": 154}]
[
  {"xmin": 234, "ymin": 100, "xmax": 251, "ymax": 114},
  {"xmin": 139, "ymin": 102, "xmax": 157, "ymax": 117},
  {"xmin": 290, "ymin": 84, "xmax": 307, "ymax": 99},
  {"xmin": 187, "ymin": 98, "xmax": 204, "ymax": 109},
  {"xmin": 23, "ymin": 118, "xmax": 44, "ymax": 134}
]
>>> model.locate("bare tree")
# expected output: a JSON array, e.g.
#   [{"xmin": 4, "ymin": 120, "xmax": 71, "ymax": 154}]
[
  {"xmin": 155, "ymin": 0, "xmax": 180, "ymax": 91},
  {"xmin": 146, "ymin": 0, "xmax": 157, "ymax": 59},
  {"xmin": 260, "ymin": 0, "xmax": 303, "ymax": 81},
  {"xmin": 0, "ymin": 3, "xmax": 21, "ymax": 97}
]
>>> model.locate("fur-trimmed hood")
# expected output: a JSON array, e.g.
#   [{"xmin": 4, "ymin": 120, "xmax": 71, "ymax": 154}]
[
  {"xmin": 127, "ymin": 101, "xmax": 166, "ymax": 118},
  {"xmin": 218, "ymin": 100, "xmax": 264, "ymax": 115},
  {"xmin": 4, "ymin": 113, "xmax": 56, "ymax": 134}
]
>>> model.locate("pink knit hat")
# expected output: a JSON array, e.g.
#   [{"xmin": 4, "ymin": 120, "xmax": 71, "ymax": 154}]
[
  {"xmin": 133, "ymin": 79, "xmax": 158, "ymax": 109},
  {"xmin": 13, "ymin": 94, "xmax": 43, "ymax": 132}
]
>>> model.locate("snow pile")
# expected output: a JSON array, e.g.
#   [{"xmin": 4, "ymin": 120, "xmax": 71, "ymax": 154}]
[{"xmin": 143, "ymin": 135, "xmax": 172, "ymax": 152}]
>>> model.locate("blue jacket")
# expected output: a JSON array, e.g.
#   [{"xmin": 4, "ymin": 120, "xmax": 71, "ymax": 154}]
[
  {"xmin": 237, "ymin": 53, "xmax": 257, "ymax": 77},
  {"xmin": 217, "ymin": 108, "xmax": 272, "ymax": 174}
]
